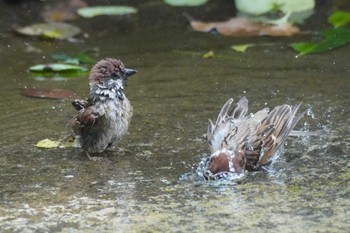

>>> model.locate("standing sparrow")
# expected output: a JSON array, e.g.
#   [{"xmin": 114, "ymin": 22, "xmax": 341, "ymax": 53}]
[
  {"xmin": 71, "ymin": 58, "xmax": 136, "ymax": 160},
  {"xmin": 204, "ymin": 96, "xmax": 307, "ymax": 180}
]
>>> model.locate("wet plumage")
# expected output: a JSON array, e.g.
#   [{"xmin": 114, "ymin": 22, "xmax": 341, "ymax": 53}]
[
  {"xmin": 204, "ymin": 96, "xmax": 306, "ymax": 179},
  {"xmin": 71, "ymin": 58, "xmax": 136, "ymax": 159}
]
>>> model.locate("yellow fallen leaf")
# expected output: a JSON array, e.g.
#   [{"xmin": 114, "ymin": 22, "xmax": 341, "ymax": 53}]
[
  {"xmin": 35, "ymin": 137, "xmax": 76, "ymax": 149},
  {"xmin": 15, "ymin": 22, "xmax": 81, "ymax": 40},
  {"xmin": 35, "ymin": 139, "xmax": 61, "ymax": 148},
  {"xmin": 203, "ymin": 50, "xmax": 214, "ymax": 58},
  {"xmin": 231, "ymin": 44, "xmax": 252, "ymax": 52}
]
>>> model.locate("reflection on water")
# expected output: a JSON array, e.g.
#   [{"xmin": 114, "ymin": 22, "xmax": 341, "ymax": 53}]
[{"xmin": 0, "ymin": 0, "xmax": 349, "ymax": 232}]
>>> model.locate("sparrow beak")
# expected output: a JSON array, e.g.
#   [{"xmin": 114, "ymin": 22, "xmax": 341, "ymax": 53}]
[{"xmin": 124, "ymin": 68, "xmax": 137, "ymax": 78}]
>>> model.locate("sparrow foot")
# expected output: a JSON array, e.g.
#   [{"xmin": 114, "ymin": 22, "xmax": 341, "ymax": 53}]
[{"xmin": 85, "ymin": 151, "xmax": 103, "ymax": 161}]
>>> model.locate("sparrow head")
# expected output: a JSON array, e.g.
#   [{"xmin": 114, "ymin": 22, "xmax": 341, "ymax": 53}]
[
  {"xmin": 204, "ymin": 149, "xmax": 246, "ymax": 180},
  {"xmin": 89, "ymin": 58, "xmax": 137, "ymax": 88}
]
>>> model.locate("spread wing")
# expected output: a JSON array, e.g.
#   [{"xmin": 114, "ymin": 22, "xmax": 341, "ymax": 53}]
[
  {"xmin": 206, "ymin": 97, "xmax": 249, "ymax": 153},
  {"xmin": 245, "ymin": 103, "xmax": 304, "ymax": 170}
]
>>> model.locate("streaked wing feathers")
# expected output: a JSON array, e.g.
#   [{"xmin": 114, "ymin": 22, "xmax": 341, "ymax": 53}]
[
  {"xmin": 255, "ymin": 103, "xmax": 304, "ymax": 167},
  {"xmin": 207, "ymin": 96, "xmax": 304, "ymax": 171},
  {"xmin": 72, "ymin": 105, "xmax": 105, "ymax": 135},
  {"xmin": 207, "ymin": 97, "xmax": 248, "ymax": 153}
]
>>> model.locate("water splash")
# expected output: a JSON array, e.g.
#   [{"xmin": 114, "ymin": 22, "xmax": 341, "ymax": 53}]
[{"xmin": 179, "ymin": 154, "xmax": 245, "ymax": 184}]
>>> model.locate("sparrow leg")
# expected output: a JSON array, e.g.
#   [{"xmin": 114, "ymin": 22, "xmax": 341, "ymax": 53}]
[{"xmin": 85, "ymin": 151, "xmax": 103, "ymax": 161}]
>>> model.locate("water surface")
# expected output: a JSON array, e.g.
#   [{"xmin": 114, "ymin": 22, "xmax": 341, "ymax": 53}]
[{"xmin": 0, "ymin": 1, "xmax": 349, "ymax": 232}]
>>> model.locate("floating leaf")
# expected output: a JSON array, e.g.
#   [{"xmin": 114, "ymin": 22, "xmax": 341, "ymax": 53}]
[
  {"xmin": 328, "ymin": 10, "xmax": 350, "ymax": 28},
  {"xmin": 77, "ymin": 6, "xmax": 137, "ymax": 18},
  {"xmin": 15, "ymin": 22, "xmax": 81, "ymax": 40},
  {"xmin": 29, "ymin": 63, "xmax": 88, "ymax": 73},
  {"xmin": 51, "ymin": 54, "xmax": 96, "ymax": 65},
  {"xmin": 290, "ymin": 43, "xmax": 314, "ymax": 54},
  {"xmin": 231, "ymin": 44, "xmax": 252, "ymax": 52},
  {"xmin": 21, "ymin": 88, "xmax": 76, "ymax": 99},
  {"xmin": 188, "ymin": 16, "xmax": 300, "ymax": 37},
  {"xmin": 35, "ymin": 137, "xmax": 76, "ymax": 149},
  {"xmin": 235, "ymin": 0, "xmax": 315, "ymax": 15},
  {"xmin": 203, "ymin": 50, "xmax": 214, "ymax": 58},
  {"xmin": 164, "ymin": 0, "xmax": 209, "ymax": 7},
  {"xmin": 291, "ymin": 27, "xmax": 350, "ymax": 56}
]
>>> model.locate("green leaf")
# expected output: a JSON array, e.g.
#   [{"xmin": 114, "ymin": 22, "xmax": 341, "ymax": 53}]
[
  {"xmin": 77, "ymin": 6, "xmax": 137, "ymax": 18},
  {"xmin": 290, "ymin": 42, "xmax": 313, "ymax": 52},
  {"xmin": 15, "ymin": 23, "xmax": 81, "ymax": 40},
  {"xmin": 328, "ymin": 10, "xmax": 350, "ymax": 28},
  {"xmin": 235, "ymin": 0, "xmax": 315, "ymax": 15},
  {"xmin": 203, "ymin": 50, "xmax": 214, "ymax": 58},
  {"xmin": 231, "ymin": 44, "xmax": 252, "ymax": 53},
  {"xmin": 291, "ymin": 27, "xmax": 350, "ymax": 56},
  {"xmin": 29, "ymin": 63, "xmax": 88, "ymax": 73},
  {"xmin": 164, "ymin": 0, "xmax": 209, "ymax": 7}
]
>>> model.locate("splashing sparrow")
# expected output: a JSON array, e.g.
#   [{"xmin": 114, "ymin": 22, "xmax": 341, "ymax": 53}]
[{"xmin": 204, "ymin": 96, "xmax": 309, "ymax": 180}]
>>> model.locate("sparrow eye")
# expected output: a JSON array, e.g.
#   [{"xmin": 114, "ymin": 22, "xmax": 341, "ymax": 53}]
[{"xmin": 112, "ymin": 71, "xmax": 122, "ymax": 79}]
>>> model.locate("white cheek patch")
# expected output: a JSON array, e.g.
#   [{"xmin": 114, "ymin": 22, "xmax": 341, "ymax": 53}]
[{"xmin": 228, "ymin": 159, "xmax": 235, "ymax": 173}]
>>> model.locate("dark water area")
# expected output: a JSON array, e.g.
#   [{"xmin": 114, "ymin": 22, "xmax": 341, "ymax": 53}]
[{"xmin": 0, "ymin": 0, "xmax": 349, "ymax": 232}]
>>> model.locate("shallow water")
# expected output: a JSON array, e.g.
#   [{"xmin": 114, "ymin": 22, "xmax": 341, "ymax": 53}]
[{"xmin": 0, "ymin": 1, "xmax": 349, "ymax": 232}]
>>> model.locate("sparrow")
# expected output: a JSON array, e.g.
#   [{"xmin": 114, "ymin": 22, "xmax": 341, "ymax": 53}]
[
  {"xmin": 204, "ymin": 96, "xmax": 309, "ymax": 180},
  {"xmin": 71, "ymin": 58, "xmax": 136, "ymax": 160}
]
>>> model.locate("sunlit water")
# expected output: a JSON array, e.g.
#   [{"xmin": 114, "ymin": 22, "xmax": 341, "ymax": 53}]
[{"xmin": 0, "ymin": 1, "xmax": 349, "ymax": 232}]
